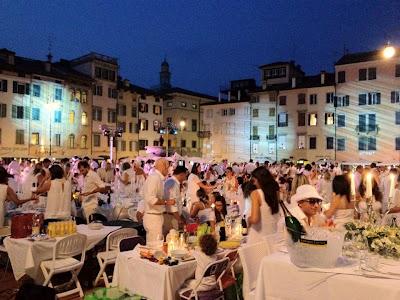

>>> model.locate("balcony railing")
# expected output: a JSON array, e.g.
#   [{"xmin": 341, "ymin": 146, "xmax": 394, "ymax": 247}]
[
  {"xmin": 267, "ymin": 134, "xmax": 276, "ymax": 140},
  {"xmin": 197, "ymin": 131, "xmax": 211, "ymax": 138},
  {"xmin": 250, "ymin": 135, "xmax": 260, "ymax": 140},
  {"xmin": 355, "ymin": 124, "xmax": 380, "ymax": 135}
]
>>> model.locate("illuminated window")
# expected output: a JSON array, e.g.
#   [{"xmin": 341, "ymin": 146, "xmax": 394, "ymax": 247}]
[
  {"xmin": 181, "ymin": 102, "xmax": 187, "ymax": 107},
  {"xmin": 80, "ymin": 135, "xmax": 87, "ymax": 149},
  {"xmin": 278, "ymin": 112, "xmax": 288, "ymax": 127},
  {"xmin": 153, "ymin": 120, "xmax": 160, "ymax": 131},
  {"xmin": 68, "ymin": 134, "xmax": 75, "ymax": 149},
  {"xmin": 31, "ymin": 132, "xmax": 39, "ymax": 145},
  {"xmin": 298, "ymin": 135, "xmax": 306, "ymax": 149},
  {"xmin": 325, "ymin": 113, "xmax": 334, "ymax": 125},
  {"xmin": 81, "ymin": 91, "xmax": 87, "ymax": 103},
  {"xmin": 153, "ymin": 105, "xmax": 162, "ymax": 115},
  {"xmin": 15, "ymin": 129, "xmax": 24, "ymax": 145},
  {"xmin": 192, "ymin": 104, "xmax": 198, "ymax": 109},
  {"xmin": 140, "ymin": 119, "xmax": 148, "ymax": 131},
  {"xmin": 75, "ymin": 89, "xmax": 81, "ymax": 101},
  {"xmin": 69, "ymin": 111, "xmax": 75, "ymax": 124},
  {"xmin": 308, "ymin": 113, "xmax": 317, "ymax": 126},
  {"xmin": 81, "ymin": 112, "xmax": 88, "ymax": 125}
]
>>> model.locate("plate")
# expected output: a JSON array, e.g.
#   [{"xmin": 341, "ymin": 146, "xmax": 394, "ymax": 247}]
[{"xmin": 88, "ymin": 222, "xmax": 103, "ymax": 230}]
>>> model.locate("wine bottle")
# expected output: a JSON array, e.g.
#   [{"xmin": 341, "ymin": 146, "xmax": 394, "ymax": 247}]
[
  {"xmin": 279, "ymin": 200, "xmax": 305, "ymax": 242},
  {"xmin": 241, "ymin": 215, "xmax": 248, "ymax": 236}
]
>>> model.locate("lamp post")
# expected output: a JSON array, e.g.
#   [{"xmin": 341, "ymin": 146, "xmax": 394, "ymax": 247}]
[
  {"xmin": 159, "ymin": 122, "xmax": 178, "ymax": 157},
  {"xmin": 46, "ymin": 101, "xmax": 60, "ymax": 158},
  {"xmin": 100, "ymin": 125, "xmax": 122, "ymax": 163},
  {"xmin": 179, "ymin": 120, "xmax": 186, "ymax": 156}
]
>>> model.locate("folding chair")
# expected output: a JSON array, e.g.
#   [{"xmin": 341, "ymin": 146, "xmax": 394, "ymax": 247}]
[
  {"xmin": 119, "ymin": 236, "xmax": 145, "ymax": 252},
  {"xmin": 93, "ymin": 228, "xmax": 138, "ymax": 287},
  {"xmin": 179, "ymin": 257, "xmax": 230, "ymax": 300},
  {"xmin": 40, "ymin": 233, "xmax": 87, "ymax": 298},
  {"xmin": 0, "ymin": 226, "xmax": 11, "ymax": 281}
]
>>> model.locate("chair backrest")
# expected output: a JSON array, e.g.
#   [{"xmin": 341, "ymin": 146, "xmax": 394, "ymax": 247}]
[
  {"xmin": 190, "ymin": 257, "xmax": 229, "ymax": 294},
  {"xmin": 238, "ymin": 241, "xmax": 271, "ymax": 298},
  {"xmin": 119, "ymin": 236, "xmax": 145, "ymax": 252},
  {"xmin": 54, "ymin": 233, "xmax": 87, "ymax": 260},
  {"xmin": 106, "ymin": 228, "xmax": 138, "ymax": 251}
]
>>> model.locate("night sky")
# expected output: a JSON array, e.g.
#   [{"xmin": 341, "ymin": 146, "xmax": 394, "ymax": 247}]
[{"xmin": 1, "ymin": 1, "xmax": 399, "ymax": 95}]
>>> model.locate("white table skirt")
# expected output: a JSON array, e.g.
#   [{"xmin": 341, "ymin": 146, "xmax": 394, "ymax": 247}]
[
  {"xmin": 255, "ymin": 252, "xmax": 400, "ymax": 300},
  {"xmin": 112, "ymin": 249, "xmax": 196, "ymax": 300},
  {"xmin": 4, "ymin": 225, "xmax": 121, "ymax": 282}
]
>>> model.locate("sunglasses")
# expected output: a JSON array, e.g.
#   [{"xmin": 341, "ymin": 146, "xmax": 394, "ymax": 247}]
[{"xmin": 302, "ymin": 199, "xmax": 322, "ymax": 205}]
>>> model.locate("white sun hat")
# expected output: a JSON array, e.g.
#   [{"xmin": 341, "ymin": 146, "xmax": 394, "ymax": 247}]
[{"xmin": 291, "ymin": 184, "xmax": 324, "ymax": 203}]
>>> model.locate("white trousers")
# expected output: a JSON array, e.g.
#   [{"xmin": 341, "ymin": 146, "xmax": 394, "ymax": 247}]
[{"xmin": 143, "ymin": 213, "xmax": 164, "ymax": 243}]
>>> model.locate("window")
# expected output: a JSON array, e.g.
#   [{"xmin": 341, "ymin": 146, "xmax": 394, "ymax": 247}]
[
  {"xmin": 335, "ymin": 95, "xmax": 350, "ymax": 107},
  {"xmin": 396, "ymin": 137, "xmax": 400, "ymax": 150},
  {"xmin": 166, "ymin": 117, "xmax": 172, "ymax": 123},
  {"xmin": 0, "ymin": 79, "xmax": 7, "ymax": 92},
  {"xmin": 68, "ymin": 134, "xmax": 75, "ymax": 148},
  {"xmin": 31, "ymin": 132, "xmax": 39, "ymax": 145},
  {"xmin": 153, "ymin": 120, "xmax": 160, "ymax": 132},
  {"xmin": 263, "ymin": 67, "xmax": 287, "ymax": 79},
  {"xmin": 181, "ymin": 140, "xmax": 186, "ymax": 148},
  {"xmin": 31, "ymin": 107, "xmax": 40, "ymax": 121},
  {"xmin": 73, "ymin": 90, "xmax": 81, "ymax": 102},
  {"xmin": 222, "ymin": 109, "xmax": 228, "ymax": 116},
  {"xmin": 192, "ymin": 104, "xmax": 198, "ymax": 109},
  {"xmin": 326, "ymin": 137, "xmax": 334, "ymax": 150},
  {"xmin": 279, "ymin": 96, "xmax": 286, "ymax": 106},
  {"xmin": 55, "ymin": 134, "xmax": 61, "ymax": 146},
  {"xmin": 0, "ymin": 103, "xmax": 6, "ymax": 118},
  {"xmin": 391, "ymin": 91, "xmax": 400, "ymax": 103},
  {"xmin": 92, "ymin": 107, "xmax": 102, "ymax": 121},
  {"xmin": 278, "ymin": 112, "xmax": 288, "ymax": 127},
  {"xmin": 81, "ymin": 90, "xmax": 87, "ymax": 103},
  {"xmin": 54, "ymin": 110, "xmax": 61, "ymax": 123},
  {"xmin": 153, "ymin": 105, "xmax": 162, "ymax": 115},
  {"xmin": 107, "ymin": 109, "xmax": 116, "ymax": 123},
  {"xmin": 325, "ymin": 113, "xmax": 334, "ymax": 125},
  {"xmin": 12, "ymin": 105, "xmax": 24, "ymax": 119},
  {"xmin": 55, "ymin": 87, "xmax": 62, "ymax": 100},
  {"xmin": 93, "ymin": 134, "xmax": 101, "ymax": 147},
  {"xmin": 206, "ymin": 109, "xmax": 213, "ymax": 118},
  {"xmin": 139, "ymin": 139, "xmax": 148, "ymax": 150},
  {"xmin": 192, "ymin": 140, "xmax": 197, "ymax": 148},
  {"xmin": 252, "ymin": 126, "xmax": 258, "ymax": 136},
  {"xmin": 93, "ymin": 85, "xmax": 103, "ymax": 96},
  {"xmin": 140, "ymin": 119, "xmax": 148, "ymax": 131},
  {"xmin": 67, "ymin": 111, "xmax": 74, "ymax": 124},
  {"xmin": 167, "ymin": 102, "xmax": 173, "ymax": 107},
  {"xmin": 298, "ymin": 135, "xmax": 306, "ymax": 149},
  {"xmin": 80, "ymin": 135, "xmax": 87, "ymax": 149},
  {"xmin": 326, "ymin": 92, "xmax": 334, "ymax": 104},
  {"xmin": 309, "ymin": 94, "xmax": 317, "ymax": 105},
  {"xmin": 358, "ymin": 114, "xmax": 376, "ymax": 132},
  {"xmin": 337, "ymin": 114, "xmax": 346, "ymax": 127},
  {"xmin": 298, "ymin": 112, "xmax": 306, "ymax": 126},
  {"xmin": 117, "ymin": 104, "xmax": 127, "ymax": 116},
  {"xmin": 181, "ymin": 102, "xmax": 187, "ymax": 108},
  {"xmin": 359, "ymin": 136, "xmax": 376, "ymax": 151},
  {"xmin": 119, "ymin": 140, "xmax": 126, "ymax": 151},
  {"xmin": 81, "ymin": 112, "xmax": 88, "ymax": 125},
  {"xmin": 308, "ymin": 113, "xmax": 317, "ymax": 126},
  {"xmin": 16, "ymin": 129, "xmax": 24, "ymax": 145},
  {"xmin": 269, "ymin": 107, "xmax": 275, "ymax": 117},
  {"xmin": 337, "ymin": 138, "xmax": 345, "ymax": 151},
  {"xmin": 192, "ymin": 119, "xmax": 197, "ymax": 132},
  {"xmin": 252, "ymin": 109, "xmax": 259, "ymax": 117},
  {"xmin": 131, "ymin": 106, "xmax": 137, "ymax": 117},
  {"xmin": 268, "ymin": 125, "xmax": 275, "ymax": 140},
  {"xmin": 95, "ymin": 67, "xmax": 101, "ymax": 78},
  {"xmin": 337, "ymin": 71, "xmax": 346, "ymax": 83},
  {"xmin": 396, "ymin": 64, "xmax": 400, "ymax": 77},
  {"xmin": 277, "ymin": 135, "xmax": 287, "ymax": 150},
  {"xmin": 139, "ymin": 103, "xmax": 148, "ymax": 113},
  {"xmin": 309, "ymin": 137, "xmax": 317, "ymax": 149},
  {"xmin": 359, "ymin": 93, "xmax": 381, "ymax": 105},
  {"xmin": 359, "ymin": 68, "xmax": 367, "ymax": 81},
  {"xmin": 32, "ymin": 84, "xmax": 40, "ymax": 97},
  {"xmin": 298, "ymin": 93, "xmax": 306, "ymax": 104},
  {"xmin": 229, "ymin": 108, "xmax": 235, "ymax": 115},
  {"xmin": 396, "ymin": 112, "xmax": 400, "ymax": 125},
  {"xmin": 108, "ymin": 88, "xmax": 118, "ymax": 99},
  {"xmin": 13, "ymin": 81, "xmax": 29, "ymax": 94},
  {"xmin": 368, "ymin": 67, "xmax": 376, "ymax": 80}
]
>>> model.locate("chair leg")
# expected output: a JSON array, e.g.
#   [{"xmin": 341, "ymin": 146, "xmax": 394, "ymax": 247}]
[
  {"xmin": 93, "ymin": 257, "xmax": 105, "ymax": 287},
  {"xmin": 72, "ymin": 270, "xmax": 84, "ymax": 298}
]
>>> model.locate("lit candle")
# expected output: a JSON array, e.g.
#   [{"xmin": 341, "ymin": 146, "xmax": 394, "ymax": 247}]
[
  {"xmin": 389, "ymin": 174, "xmax": 396, "ymax": 199},
  {"xmin": 366, "ymin": 173, "xmax": 373, "ymax": 198},
  {"xmin": 350, "ymin": 172, "xmax": 356, "ymax": 197}
]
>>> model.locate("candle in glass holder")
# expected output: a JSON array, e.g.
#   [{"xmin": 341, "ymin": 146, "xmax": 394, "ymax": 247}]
[
  {"xmin": 389, "ymin": 174, "xmax": 396, "ymax": 199},
  {"xmin": 366, "ymin": 173, "xmax": 373, "ymax": 198}
]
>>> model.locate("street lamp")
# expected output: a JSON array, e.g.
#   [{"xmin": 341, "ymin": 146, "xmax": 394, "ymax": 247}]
[
  {"xmin": 45, "ymin": 101, "xmax": 60, "ymax": 158},
  {"xmin": 383, "ymin": 43, "xmax": 396, "ymax": 59},
  {"xmin": 158, "ymin": 122, "xmax": 178, "ymax": 157},
  {"xmin": 100, "ymin": 125, "xmax": 122, "ymax": 163},
  {"xmin": 179, "ymin": 120, "xmax": 186, "ymax": 155}
]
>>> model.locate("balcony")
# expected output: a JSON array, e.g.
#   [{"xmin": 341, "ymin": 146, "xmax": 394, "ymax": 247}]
[
  {"xmin": 267, "ymin": 134, "xmax": 276, "ymax": 140},
  {"xmin": 250, "ymin": 135, "xmax": 260, "ymax": 140},
  {"xmin": 197, "ymin": 131, "xmax": 211, "ymax": 138},
  {"xmin": 355, "ymin": 124, "xmax": 380, "ymax": 135}
]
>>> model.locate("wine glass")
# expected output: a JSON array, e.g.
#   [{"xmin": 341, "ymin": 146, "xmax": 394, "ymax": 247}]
[{"xmin": 354, "ymin": 234, "xmax": 369, "ymax": 272}]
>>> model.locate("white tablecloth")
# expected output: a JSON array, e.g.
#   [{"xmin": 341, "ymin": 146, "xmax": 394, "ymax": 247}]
[
  {"xmin": 255, "ymin": 252, "xmax": 400, "ymax": 300},
  {"xmin": 4, "ymin": 225, "xmax": 121, "ymax": 282},
  {"xmin": 112, "ymin": 249, "xmax": 197, "ymax": 300}
]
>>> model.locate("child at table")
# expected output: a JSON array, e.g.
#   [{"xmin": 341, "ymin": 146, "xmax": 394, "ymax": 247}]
[{"xmin": 183, "ymin": 234, "xmax": 218, "ymax": 291}]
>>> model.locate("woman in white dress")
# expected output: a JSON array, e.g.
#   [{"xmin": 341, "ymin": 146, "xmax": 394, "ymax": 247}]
[
  {"xmin": 35, "ymin": 165, "xmax": 72, "ymax": 221},
  {"xmin": 247, "ymin": 167, "xmax": 280, "ymax": 245},
  {"xmin": 0, "ymin": 167, "xmax": 38, "ymax": 227},
  {"xmin": 190, "ymin": 188, "xmax": 216, "ymax": 233},
  {"xmin": 324, "ymin": 175, "xmax": 354, "ymax": 230},
  {"xmin": 186, "ymin": 163, "xmax": 212, "ymax": 210}
]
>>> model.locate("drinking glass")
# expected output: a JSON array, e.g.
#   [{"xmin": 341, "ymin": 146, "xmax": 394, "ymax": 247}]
[
  {"xmin": 156, "ymin": 234, "xmax": 164, "ymax": 250},
  {"xmin": 354, "ymin": 234, "xmax": 369, "ymax": 271}
]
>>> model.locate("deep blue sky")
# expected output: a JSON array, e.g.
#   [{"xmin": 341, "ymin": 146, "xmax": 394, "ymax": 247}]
[{"xmin": 1, "ymin": 1, "xmax": 399, "ymax": 95}]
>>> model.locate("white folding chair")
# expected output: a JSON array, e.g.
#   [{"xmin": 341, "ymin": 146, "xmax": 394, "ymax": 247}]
[
  {"xmin": 238, "ymin": 241, "xmax": 272, "ymax": 300},
  {"xmin": 93, "ymin": 227, "xmax": 138, "ymax": 287},
  {"xmin": 179, "ymin": 257, "xmax": 229, "ymax": 300},
  {"xmin": 0, "ymin": 226, "xmax": 11, "ymax": 281},
  {"xmin": 40, "ymin": 233, "xmax": 87, "ymax": 298}
]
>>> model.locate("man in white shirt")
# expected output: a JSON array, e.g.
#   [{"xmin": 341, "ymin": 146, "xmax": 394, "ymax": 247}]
[
  {"xmin": 163, "ymin": 166, "xmax": 187, "ymax": 234},
  {"xmin": 97, "ymin": 161, "xmax": 115, "ymax": 184},
  {"xmin": 78, "ymin": 160, "xmax": 107, "ymax": 222},
  {"xmin": 143, "ymin": 158, "xmax": 175, "ymax": 243},
  {"xmin": 244, "ymin": 159, "xmax": 256, "ymax": 174}
]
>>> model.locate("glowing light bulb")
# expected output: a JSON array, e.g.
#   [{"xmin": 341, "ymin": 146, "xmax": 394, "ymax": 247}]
[{"xmin": 383, "ymin": 45, "xmax": 396, "ymax": 59}]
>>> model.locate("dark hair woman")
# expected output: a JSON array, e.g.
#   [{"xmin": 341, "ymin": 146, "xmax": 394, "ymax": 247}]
[{"xmin": 246, "ymin": 167, "xmax": 280, "ymax": 245}]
